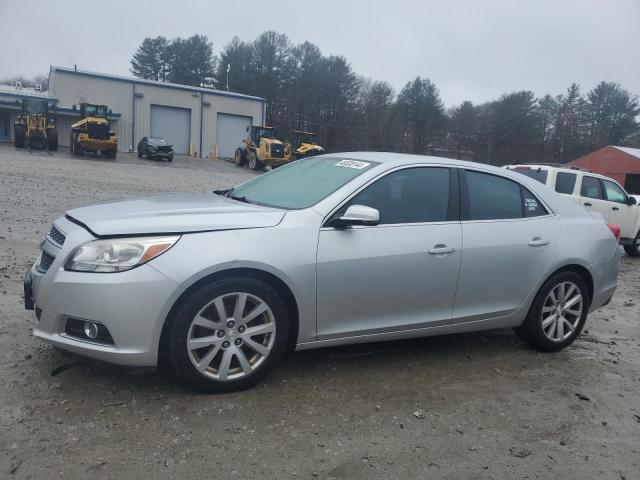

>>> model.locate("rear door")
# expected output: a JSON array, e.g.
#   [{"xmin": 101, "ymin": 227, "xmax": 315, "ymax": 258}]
[
  {"xmin": 579, "ymin": 175, "xmax": 610, "ymax": 222},
  {"xmin": 602, "ymin": 178, "xmax": 636, "ymax": 237},
  {"xmin": 454, "ymin": 169, "xmax": 560, "ymax": 321}
]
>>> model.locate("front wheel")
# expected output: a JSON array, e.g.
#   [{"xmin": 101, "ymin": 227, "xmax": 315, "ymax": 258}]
[
  {"xmin": 248, "ymin": 150, "xmax": 263, "ymax": 170},
  {"xmin": 516, "ymin": 271, "xmax": 590, "ymax": 352},
  {"xmin": 623, "ymin": 231, "xmax": 640, "ymax": 257},
  {"xmin": 168, "ymin": 277, "xmax": 290, "ymax": 392}
]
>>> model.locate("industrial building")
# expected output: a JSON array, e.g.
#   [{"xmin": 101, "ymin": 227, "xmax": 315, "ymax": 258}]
[
  {"xmin": 571, "ymin": 145, "xmax": 640, "ymax": 194},
  {"xmin": 0, "ymin": 66, "xmax": 266, "ymax": 157}
]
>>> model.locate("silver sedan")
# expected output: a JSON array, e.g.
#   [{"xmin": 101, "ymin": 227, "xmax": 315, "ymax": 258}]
[{"xmin": 25, "ymin": 153, "xmax": 620, "ymax": 392}]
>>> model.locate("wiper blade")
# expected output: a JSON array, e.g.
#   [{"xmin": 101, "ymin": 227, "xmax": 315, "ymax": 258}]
[{"xmin": 228, "ymin": 194, "xmax": 254, "ymax": 204}]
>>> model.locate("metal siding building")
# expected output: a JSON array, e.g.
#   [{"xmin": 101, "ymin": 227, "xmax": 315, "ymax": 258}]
[{"xmin": 45, "ymin": 66, "xmax": 266, "ymax": 156}]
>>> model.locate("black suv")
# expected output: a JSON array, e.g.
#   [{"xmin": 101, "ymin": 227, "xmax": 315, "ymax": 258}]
[{"xmin": 137, "ymin": 137, "xmax": 174, "ymax": 161}]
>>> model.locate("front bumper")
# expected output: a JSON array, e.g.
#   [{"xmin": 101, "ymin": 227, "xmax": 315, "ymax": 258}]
[{"xmin": 26, "ymin": 217, "xmax": 181, "ymax": 366}]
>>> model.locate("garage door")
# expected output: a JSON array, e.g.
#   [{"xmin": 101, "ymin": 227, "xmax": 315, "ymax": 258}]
[
  {"xmin": 150, "ymin": 105, "xmax": 191, "ymax": 154},
  {"xmin": 216, "ymin": 113, "xmax": 252, "ymax": 159}
]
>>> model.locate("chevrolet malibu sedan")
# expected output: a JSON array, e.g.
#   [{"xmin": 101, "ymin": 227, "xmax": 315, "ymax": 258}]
[{"xmin": 25, "ymin": 153, "xmax": 620, "ymax": 392}]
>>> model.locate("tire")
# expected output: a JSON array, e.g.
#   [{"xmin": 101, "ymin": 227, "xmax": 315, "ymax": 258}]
[
  {"xmin": 234, "ymin": 148, "xmax": 246, "ymax": 166},
  {"xmin": 168, "ymin": 277, "xmax": 290, "ymax": 393},
  {"xmin": 14, "ymin": 125, "xmax": 25, "ymax": 148},
  {"xmin": 168, "ymin": 155, "xmax": 173, "ymax": 162},
  {"xmin": 107, "ymin": 148, "xmax": 117, "ymax": 159},
  {"xmin": 516, "ymin": 271, "xmax": 590, "ymax": 352},
  {"xmin": 47, "ymin": 129, "xmax": 58, "ymax": 151},
  {"xmin": 623, "ymin": 231, "xmax": 640, "ymax": 257},
  {"xmin": 72, "ymin": 132, "xmax": 83, "ymax": 157},
  {"xmin": 137, "ymin": 149, "xmax": 142, "ymax": 158},
  {"xmin": 248, "ymin": 150, "xmax": 263, "ymax": 170}
]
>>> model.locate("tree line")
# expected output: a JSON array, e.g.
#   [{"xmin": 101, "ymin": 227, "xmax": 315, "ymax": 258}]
[{"xmin": 127, "ymin": 31, "xmax": 636, "ymax": 164}]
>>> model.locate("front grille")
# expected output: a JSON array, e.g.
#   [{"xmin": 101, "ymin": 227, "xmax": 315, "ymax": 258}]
[
  {"xmin": 87, "ymin": 123, "xmax": 110, "ymax": 140},
  {"xmin": 37, "ymin": 251, "xmax": 55, "ymax": 273},
  {"xmin": 48, "ymin": 224, "xmax": 66, "ymax": 246},
  {"xmin": 157, "ymin": 146, "xmax": 172, "ymax": 153},
  {"xmin": 271, "ymin": 143, "xmax": 284, "ymax": 158}
]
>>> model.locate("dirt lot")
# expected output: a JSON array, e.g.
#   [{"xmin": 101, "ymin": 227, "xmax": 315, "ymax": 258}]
[{"xmin": 1, "ymin": 144, "xmax": 639, "ymax": 479}]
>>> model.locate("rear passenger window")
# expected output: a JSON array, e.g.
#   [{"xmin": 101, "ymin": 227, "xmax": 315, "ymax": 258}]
[
  {"xmin": 555, "ymin": 172, "xmax": 577, "ymax": 194},
  {"xmin": 465, "ymin": 171, "xmax": 548, "ymax": 220},
  {"xmin": 580, "ymin": 176, "xmax": 603, "ymax": 199},
  {"xmin": 521, "ymin": 188, "xmax": 547, "ymax": 217}
]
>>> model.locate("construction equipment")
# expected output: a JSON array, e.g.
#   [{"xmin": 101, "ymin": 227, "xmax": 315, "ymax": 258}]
[
  {"xmin": 14, "ymin": 99, "xmax": 58, "ymax": 151},
  {"xmin": 70, "ymin": 103, "xmax": 118, "ymax": 158},
  {"xmin": 234, "ymin": 126, "xmax": 288, "ymax": 170},
  {"xmin": 290, "ymin": 130, "xmax": 324, "ymax": 159}
]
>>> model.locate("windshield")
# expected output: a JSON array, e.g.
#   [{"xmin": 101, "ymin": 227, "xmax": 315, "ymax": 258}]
[
  {"xmin": 148, "ymin": 137, "xmax": 168, "ymax": 146},
  {"xmin": 297, "ymin": 133, "xmax": 316, "ymax": 144},
  {"xmin": 229, "ymin": 157, "xmax": 379, "ymax": 209},
  {"xmin": 24, "ymin": 99, "xmax": 47, "ymax": 115},
  {"xmin": 256, "ymin": 127, "xmax": 275, "ymax": 138},
  {"xmin": 84, "ymin": 105, "xmax": 108, "ymax": 118}
]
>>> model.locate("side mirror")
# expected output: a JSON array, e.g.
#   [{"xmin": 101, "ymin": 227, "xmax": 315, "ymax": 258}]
[
  {"xmin": 628, "ymin": 196, "xmax": 637, "ymax": 206},
  {"xmin": 332, "ymin": 205, "xmax": 380, "ymax": 228}
]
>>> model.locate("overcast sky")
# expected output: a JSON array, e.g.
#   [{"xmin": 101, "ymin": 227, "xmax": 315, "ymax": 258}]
[{"xmin": 1, "ymin": 0, "xmax": 638, "ymax": 106}]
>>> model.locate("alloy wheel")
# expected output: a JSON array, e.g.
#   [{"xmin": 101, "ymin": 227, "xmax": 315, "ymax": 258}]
[
  {"xmin": 186, "ymin": 292, "xmax": 276, "ymax": 380},
  {"xmin": 541, "ymin": 281, "xmax": 583, "ymax": 342}
]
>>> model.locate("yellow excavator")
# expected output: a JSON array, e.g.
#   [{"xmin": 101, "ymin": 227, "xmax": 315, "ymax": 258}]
[
  {"xmin": 70, "ymin": 103, "xmax": 118, "ymax": 158},
  {"xmin": 14, "ymin": 99, "xmax": 57, "ymax": 151},
  {"xmin": 234, "ymin": 126, "xmax": 288, "ymax": 170},
  {"xmin": 289, "ymin": 130, "xmax": 324, "ymax": 159}
]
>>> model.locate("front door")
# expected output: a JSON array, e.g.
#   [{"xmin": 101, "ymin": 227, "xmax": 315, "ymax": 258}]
[
  {"xmin": 602, "ymin": 178, "xmax": 636, "ymax": 238},
  {"xmin": 316, "ymin": 166, "xmax": 462, "ymax": 340},
  {"xmin": 454, "ymin": 169, "xmax": 559, "ymax": 321}
]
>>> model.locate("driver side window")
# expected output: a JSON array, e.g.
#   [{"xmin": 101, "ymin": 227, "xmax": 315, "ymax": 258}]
[{"xmin": 338, "ymin": 167, "xmax": 451, "ymax": 225}]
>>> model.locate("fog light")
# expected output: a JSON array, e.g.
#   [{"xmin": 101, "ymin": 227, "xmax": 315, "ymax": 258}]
[{"xmin": 84, "ymin": 321, "xmax": 99, "ymax": 339}]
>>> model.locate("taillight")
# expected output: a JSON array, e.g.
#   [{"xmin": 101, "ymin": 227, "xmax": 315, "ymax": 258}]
[{"xmin": 607, "ymin": 223, "xmax": 621, "ymax": 242}]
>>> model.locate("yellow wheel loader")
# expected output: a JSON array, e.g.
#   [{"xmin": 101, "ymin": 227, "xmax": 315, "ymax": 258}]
[
  {"xmin": 290, "ymin": 130, "xmax": 324, "ymax": 159},
  {"xmin": 70, "ymin": 103, "xmax": 118, "ymax": 158},
  {"xmin": 14, "ymin": 99, "xmax": 58, "ymax": 151},
  {"xmin": 234, "ymin": 126, "xmax": 288, "ymax": 170}
]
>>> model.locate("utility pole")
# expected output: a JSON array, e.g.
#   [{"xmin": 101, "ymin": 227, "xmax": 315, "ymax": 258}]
[{"xmin": 226, "ymin": 64, "xmax": 231, "ymax": 91}]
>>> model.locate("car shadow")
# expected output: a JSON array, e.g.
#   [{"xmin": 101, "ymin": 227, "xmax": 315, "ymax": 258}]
[{"xmin": 36, "ymin": 329, "xmax": 529, "ymax": 397}]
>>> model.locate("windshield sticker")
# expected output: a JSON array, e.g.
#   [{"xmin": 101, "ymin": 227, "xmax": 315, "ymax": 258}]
[{"xmin": 335, "ymin": 159, "xmax": 371, "ymax": 169}]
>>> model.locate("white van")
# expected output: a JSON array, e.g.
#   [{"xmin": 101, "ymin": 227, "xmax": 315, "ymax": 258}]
[{"xmin": 505, "ymin": 164, "xmax": 640, "ymax": 256}]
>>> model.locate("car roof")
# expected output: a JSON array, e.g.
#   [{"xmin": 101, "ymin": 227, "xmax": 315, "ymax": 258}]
[{"xmin": 505, "ymin": 163, "xmax": 592, "ymax": 174}]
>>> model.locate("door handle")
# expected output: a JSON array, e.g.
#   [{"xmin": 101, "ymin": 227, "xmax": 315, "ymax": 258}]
[
  {"xmin": 612, "ymin": 206, "xmax": 619, "ymax": 211},
  {"xmin": 428, "ymin": 244, "xmax": 455, "ymax": 255},
  {"xmin": 584, "ymin": 202, "xmax": 592, "ymax": 207},
  {"xmin": 529, "ymin": 237, "xmax": 550, "ymax": 247}
]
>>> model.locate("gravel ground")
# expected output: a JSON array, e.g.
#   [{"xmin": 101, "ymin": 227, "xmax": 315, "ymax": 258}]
[{"xmin": 1, "ymin": 144, "xmax": 639, "ymax": 479}]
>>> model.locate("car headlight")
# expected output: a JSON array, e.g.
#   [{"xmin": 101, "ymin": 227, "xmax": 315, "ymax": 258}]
[{"xmin": 65, "ymin": 236, "xmax": 180, "ymax": 272}]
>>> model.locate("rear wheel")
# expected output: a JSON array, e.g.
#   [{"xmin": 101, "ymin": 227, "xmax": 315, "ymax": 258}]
[
  {"xmin": 168, "ymin": 277, "xmax": 290, "ymax": 393},
  {"xmin": 234, "ymin": 148, "xmax": 246, "ymax": 166},
  {"xmin": 137, "ymin": 149, "xmax": 143, "ymax": 158},
  {"xmin": 623, "ymin": 231, "xmax": 640, "ymax": 257},
  {"xmin": 71, "ymin": 132, "xmax": 83, "ymax": 156},
  {"xmin": 14, "ymin": 125, "xmax": 25, "ymax": 148},
  {"xmin": 516, "ymin": 271, "xmax": 589, "ymax": 352}
]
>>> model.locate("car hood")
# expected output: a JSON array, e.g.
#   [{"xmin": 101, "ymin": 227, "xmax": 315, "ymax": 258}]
[{"xmin": 66, "ymin": 192, "xmax": 285, "ymax": 236}]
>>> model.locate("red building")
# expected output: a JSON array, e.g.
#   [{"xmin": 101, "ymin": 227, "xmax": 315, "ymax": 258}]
[{"xmin": 570, "ymin": 145, "xmax": 640, "ymax": 194}]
